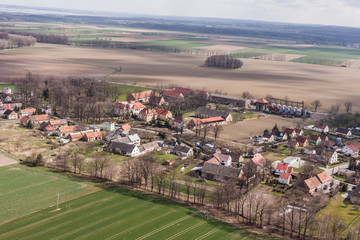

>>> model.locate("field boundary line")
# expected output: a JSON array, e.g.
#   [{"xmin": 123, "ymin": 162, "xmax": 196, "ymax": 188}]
[
  {"xmin": 136, "ymin": 213, "xmax": 197, "ymax": 240},
  {"xmin": 75, "ymin": 205, "xmax": 162, "ymax": 240},
  {"xmin": 195, "ymin": 227, "xmax": 219, "ymax": 240},
  {"xmin": 105, "ymin": 210, "xmax": 176, "ymax": 240},
  {"xmin": 0, "ymin": 195, "xmax": 118, "ymax": 238},
  {"xmin": 20, "ymin": 198, "xmax": 134, "ymax": 240},
  {"xmin": 166, "ymin": 221, "xmax": 205, "ymax": 240},
  {"xmin": 227, "ymin": 231, "xmax": 241, "ymax": 240}
]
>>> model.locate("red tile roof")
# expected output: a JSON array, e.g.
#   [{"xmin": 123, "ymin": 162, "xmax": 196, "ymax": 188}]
[
  {"xmin": 174, "ymin": 117, "xmax": 184, "ymax": 123},
  {"xmin": 58, "ymin": 125, "xmax": 79, "ymax": 134},
  {"xmin": 279, "ymin": 172, "xmax": 291, "ymax": 180},
  {"xmin": 304, "ymin": 176, "xmax": 321, "ymax": 190},
  {"xmin": 131, "ymin": 102, "xmax": 146, "ymax": 109},
  {"xmin": 295, "ymin": 129, "xmax": 302, "ymax": 134},
  {"xmin": 154, "ymin": 108, "xmax": 170, "ymax": 115},
  {"xmin": 84, "ymin": 131, "xmax": 102, "ymax": 139},
  {"xmin": 251, "ymin": 153, "xmax": 266, "ymax": 166},
  {"xmin": 207, "ymin": 158, "xmax": 221, "ymax": 165},
  {"xmin": 317, "ymin": 171, "xmax": 332, "ymax": 183},
  {"xmin": 19, "ymin": 116, "xmax": 29, "ymax": 123},
  {"xmin": 346, "ymin": 144, "xmax": 359, "ymax": 152},
  {"xmin": 296, "ymin": 137, "xmax": 307, "ymax": 144},
  {"xmin": 310, "ymin": 134, "xmax": 321, "ymax": 141},
  {"xmin": 121, "ymin": 124, "xmax": 131, "ymax": 131},
  {"xmin": 314, "ymin": 123, "xmax": 327, "ymax": 130},
  {"xmin": 30, "ymin": 114, "xmax": 50, "ymax": 121},
  {"xmin": 131, "ymin": 90, "xmax": 156, "ymax": 100},
  {"xmin": 276, "ymin": 163, "xmax": 288, "ymax": 171},
  {"xmin": 256, "ymin": 98, "xmax": 269, "ymax": 104},
  {"xmin": 162, "ymin": 90, "xmax": 182, "ymax": 98},
  {"xmin": 200, "ymin": 116, "xmax": 224, "ymax": 124},
  {"xmin": 285, "ymin": 128, "xmax": 295, "ymax": 134},
  {"xmin": 20, "ymin": 108, "xmax": 36, "ymax": 115}
]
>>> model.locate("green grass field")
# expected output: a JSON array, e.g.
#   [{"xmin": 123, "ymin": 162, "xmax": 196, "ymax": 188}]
[
  {"xmin": 0, "ymin": 164, "xmax": 99, "ymax": 224},
  {"xmin": 0, "ymin": 186, "xmax": 279, "ymax": 240},
  {"xmin": 0, "ymin": 84, "xmax": 18, "ymax": 92},
  {"xmin": 109, "ymin": 84, "xmax": 152, "ymax": 101}
]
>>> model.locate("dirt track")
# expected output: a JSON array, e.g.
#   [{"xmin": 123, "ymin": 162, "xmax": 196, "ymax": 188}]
[{"xmin": 0, "ymin": 153, "xmax": 18, "ymax": 167}]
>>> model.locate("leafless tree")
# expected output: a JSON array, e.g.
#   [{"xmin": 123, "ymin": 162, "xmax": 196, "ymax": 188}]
[
  {"xmin": 202, "ymin": 124, "xmax": 211, "ymax": 139},
  {"xmin": 311, "ymin": 100, "xmax": 322, "ymax": 112},
  {"xmin": 184, "ymin": 176, "xmax": 193, "ymax": 202},
  {"xmin": 329, "ymin": 214, "xmax": 346, "ymax": 240},
  {"xmin": 213, "ymin": 124, "xmax": 223, "ymax": 141},
  {"xmin": 242, "ymin": 91, "xmax": 252, "ymax": 99},
  {"xmin": 344, "ymin": 101, "xmax": 353, "ymax": 114}
]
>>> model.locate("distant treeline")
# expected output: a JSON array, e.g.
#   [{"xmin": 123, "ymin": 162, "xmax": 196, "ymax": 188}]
[
  {"xmin": 204, "ymin": 55, "xmax": 243, "ymax": 69},
  {"xmin": 0, "ymin": 31, "xmax": 36, "ymax": 49},
  {"xmin": 8, "ymin": 31, "xmax": 69, "ymax": 44}
]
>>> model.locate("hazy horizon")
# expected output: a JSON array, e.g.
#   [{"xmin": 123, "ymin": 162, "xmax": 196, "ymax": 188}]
[{"xmin": 1, "ymin": 1, "xmax": 360, "ymax": 28}]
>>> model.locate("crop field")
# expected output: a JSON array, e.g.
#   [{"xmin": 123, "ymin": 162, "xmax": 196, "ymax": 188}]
[
  {"xmin": 0, "ymin": 186, "xmax": 279, "ymax": 240},
  {"xmin": 0, "ymin": 164, "xmax": 100, "ymax": 224},
  {"xmin": 109, "ymin": 83, "xmax": 152, "ymax": 101},
  {"xmin": 140, "ymin": 40, "xmax": 214, "ymax": 48}
]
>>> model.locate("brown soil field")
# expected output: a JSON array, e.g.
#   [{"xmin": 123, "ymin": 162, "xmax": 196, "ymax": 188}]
[
  {"xmin": 221, "ymin": 115, "xmax": 299, "ymax": 144},
  {"xmin": 3, "ymin": 43, "xmax": 360, "ymax": 112},
  {"xmin": 0, "ymin": 153, "xmax": 18, "ymax": 167}
]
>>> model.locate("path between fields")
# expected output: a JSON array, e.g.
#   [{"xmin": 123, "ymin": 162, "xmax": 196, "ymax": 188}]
[{"xmin": 0, "ymin": 153, "xmax": 18, "ymax": 167}]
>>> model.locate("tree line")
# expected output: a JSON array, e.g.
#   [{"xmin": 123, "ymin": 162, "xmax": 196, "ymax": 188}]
[
  {"xmin": 0, "ymin": 31, "xmax": 36, "ymax": 49},
  {"xmin": 204, "ymin": 55, "xmax": 243, "ymax": 69},
  {"xmin": 8, "ymin": 31, "xmax": 69, "ymax": 45}
]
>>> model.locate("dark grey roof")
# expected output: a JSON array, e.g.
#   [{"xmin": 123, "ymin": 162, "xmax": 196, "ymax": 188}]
[
  {"xmin": 195, "ymin": 107, "xmax": 229, "ymax": 119},
  {"xmin": 108, "ymin": 141, "xmax": 136, "ymax": 155},
  {"xmin": 3, "ymin": 109, "xmax": 13, "ymax": 115},
  {"xmin": 174, "ymin": 145, "xmax": 191, "ymax": 154},
  {"xmin": 163, "ymin": 139, "xmax": 177, "ymax": 146},
  {"xmin": 202, "ymin": 162, "xmax": 241, "ymax": 179},
  {"xmin": 336, "ymin": 128, "xmax": 351, "ymax": 134},
  {"xmin": 210, "ymin": 94, "xmax": 247, "ymax": 102}
]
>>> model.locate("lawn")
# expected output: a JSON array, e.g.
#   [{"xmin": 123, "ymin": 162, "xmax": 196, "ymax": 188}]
[
  {"xmin": 0, "ymin": 84, "xmax": 18, "ymax": 92},
  {"xmin": 108, "ymin": 83, "xmax": 153, "ymax": 101},
  {"xmin": 0, "ymin": 187, "xmax": 280, "ymax": 240},
  {"xmin": 319, "ymin": 193, "xmax": 360, "ymax": 235},
  {"xmin": 261, "ymin": 152, "xmax": 285, "ymax": 163},
  {"xmin": 152, "ymin": 151, "xmax": 178, "ymax": 163},
  {"xmin": 183, "ymin": 110, "xmax": 195, "ymax": 118},
  {"xmin": 0, "ymin": 164, "xmax": 100, "ymax": 224}
]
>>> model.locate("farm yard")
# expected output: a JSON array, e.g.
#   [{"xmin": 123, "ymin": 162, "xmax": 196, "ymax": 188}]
[
  {"xmin": 0, "ymin": 164, "xmax": 100, "ymax": 224},
  {"xmin": 0, "ymin": 186, "xmax": 279, "ymax": 240}
]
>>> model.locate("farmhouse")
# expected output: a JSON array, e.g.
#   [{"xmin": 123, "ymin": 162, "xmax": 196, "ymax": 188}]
[
  {"xmin": 19, "ymin": 116, "xmax": 29, "ymax": 126},
  {"xmin": 127, "ymin": 90, "xmax": 157, "ymax": 103},
  {"xmin": 19, "ymin": 108, "xmax": 36, "ymax": 117},
  {"xmin": 173, "ymin": 118, "xmax": 186, "ymax": 130},
  {"xmin": 195, "ymin": 107, "xmax": 232, "ymax": 122},
  {"xmin": 83, "ymin": 131, "xmax": 102, "ymax": 142},
  {"xmin": 3, "ymin": 109, "xmax": 18, "ymax": 119},
  {"xmin": 304, "ymin": 171, "xmax": 332, "ymax": 194},
  {"xmin": 187, "ymin": 117, "xmax": 225, "ymax": 129},
  {"xmin": 149, "ymin": 96, "xmax": 167, "ymax": 106},
  {"xmin": 296, "ymin": 137, "xmax": 309, "ymax": 147},
  {"xmin": 309, "ymin": 134, "xmax": 322, "ymax": 145},
  {"xmin": 139, "ymin": 108, "xmax": 157, "ymax": 122},
  {"xmin": 209, "ymin": 94, "xmax": 250, "ymax": 108},
  {"xmin": 342, "ymin": 144, "xmax": 359, "ymax": 157},
  {"xmin": 154, "ymin": 108, "xmax": 172, "ymax": 120},
  {"xmin": 161, "ymin": 89, "xmax": 184, "ymax": 101},
  {"xmin": 255, "ymin": 98, "xmax": 269, "ymax": 112},
  {"xmin": 207, "ymin": 152, "xmax": 232, "ymax": 166},
  {"xmin": 278, "ymin": 172, "xmax": 292, "ymax": 185},
  {"xmin": 284, "ymin": 128, "xmax": 297, "ymax": 138},
  {"xmin": 29, "ymin": 114, "xmax": 50, "ymax": 124},
  {"xmin": 335, "ymin": 128, "xmax": 352, "ymax": 138},
  {"xmin": 313, "ymin": 123, "xmax": 329, "ymax": 133},
  {"xmin": 56, "ymin": 125, "xmax": 80, "ymax": 137},
  {"xmin": 107, "ymin": 141, "xmax": 140, "ymax": 157},
  {"xmin": 40, "ymin": 119, "xmax": 67, "ymax": 132},
  {"xmin": 173, "ymin": 145, "xmax": 193, "ymax": 157},
  {"xmin": 201, "ymin": 162, "xmax": 241, "ymax": 181},
  {"xmin": 114, "ymin": 101, "xmax": 146, "ymax": 116}
]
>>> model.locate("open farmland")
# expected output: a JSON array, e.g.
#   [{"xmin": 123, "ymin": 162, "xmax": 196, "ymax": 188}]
[
  {"xmin": 0, "ymin": 186, "xmax": 279, "ymax": 240},
  {"xmin": 0, "ymin": 164, "xmax": 99, "ymax": 224}
]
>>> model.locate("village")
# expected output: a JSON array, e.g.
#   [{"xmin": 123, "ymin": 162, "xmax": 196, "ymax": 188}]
[{"xmin": 1, "ymin": 83, "xmax": 360, "ymax": 238}]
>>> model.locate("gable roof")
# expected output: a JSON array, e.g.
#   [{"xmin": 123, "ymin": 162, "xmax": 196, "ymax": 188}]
[
  {"xmin": 304, "ymin": 176, "xmax": 321, "ymax": 190},
  {"xmin": 128, "ymin": 134, "xmax": 140, "ymax": 142},
  {"xmin": 154, "ymin": 108, "xmax": 170, "ymax": 115},
  {"xmin": 174, "ymin": 145, "xmax": 192, "ymax": 154},
  {"xmin": 131, "ymin": 101, "xmax": 146, "ymax": 109},
  {"xmin": 336, "ymin": 128, "xmax": 351, "ymax": 134},
  {"xmin": 314, "ymin": 123, "xmax": 328, "ymax": 130},
  {"xmin": 49, "ymin": 119, "xmax": 67, "ymax": 126},
  {"xmin": 276, "ymin": 163, "xmax": 288, "ymax": 171},
  {"xmin": 3, "ymin": 109, "xmax": 14, "ymax": 115},
  {"xmin": 142, "ymin": 141, "xmax": 159, "ymax": 151},
  {"xmin": 256, "ymin": 98, "xmax": 269, "ymax": 104},
  {"xmin": 316, "ymin": 171, "xmax": 332, "ymax": 183},
  {"xmin": 200, "ymin": 116, "xmax": 224, "ymax": 124},
  {"xmin": 251, "ymin": 153, "xmax": 266, "ymax": 166},
  {"xmin": 202, "ymin": 162, "xmax": 241, "ymax": 179},
  {"xmin": 108, "ymin": 141, "xmax": 137, "ymax": 154},
  {"xmin": 58, "ymin": 125, "xmax": 79, "ymax": 134},
  {"xmin": 346, "ymin": 144, "xmax": 359, "ymax": 152},
  {"xmin": 20, "ymin": 108, "xmax": 36, "ymax": 115},
  {"xmin": 279, "ymin": 172, "xmax": 291, "ymax": 180},
  {"xmin": 323, "ymin": 140, "xmax": 335, "ymax": 148},
  {"xmin": 284, "ymin": 128, "xmax": 295, "ymax": 134},
  {"xmin": 162, "ymin": 89, "xmax": 182, "ymax": 98},
  {"xmin": 19, "ymin": 116, "xmax": 29, "ymax": 123},
  {"xmin": 296, "ymin": 137, "xmax": 307, "ymax": 144},
  {"xmin": 310, "ymin": 134, "xmax": 321, "ymax": 141},
  {"xmin": 120, "ymin": 124, "xmax": 131, "ymax": 131},
  {"xmin": 131, "ymin": 90, "xmax": 156, "ymax": 100},
  {"xmin": 29, "ymin": 114, "xmax": 50, "ymax": 121},
  {"xmin": 174, "ymin": 117, "xmax": 184, "ymax": 124},
  {"xmin": 84, "ymin": 131, "xmax": 102, "ymax": 139},
  {"xmin": 213, "ymin": 152, "xmax": 231, "ymax": 163}
]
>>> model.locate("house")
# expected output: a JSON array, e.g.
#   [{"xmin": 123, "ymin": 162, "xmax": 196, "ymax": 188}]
[
  {"xmin": 41, "ymin": 106, "xmax": 52, "ymax": 115},
  {"xmin": 127, "ymin": 90, "xmax": 157, "ymax": 103},
  {"xmin": 350, "ymin": 184, "xmax": 360, "ymax": 205},
  {"xmin": 275, "ymin": 163, "xmax": 289, "ymax": 175},
  {"xmin": 304, "ymin": 148, "xmax": 316, "ymax": 155},
  {"xmin": 288, "ymin": 140, "xmax": 299, "ymax": 149},
  {"xmin": 241, "ymin": 153, "xmax": 266, "ymax": 180},
  {"xmin": 19, "ymin": 116, "xmax": 29, "ymax": 126},
  {"xmin": 324, "ymin": 150, "xmax": 338, "ymax": 165},
  {"xmin": 2, "ymin": 87, "xmax": 12, "ymax": 94},
  {"xmin": 40, "ymin": 119, "xmax": 68, "ymax": 131},
  {"xmin": 154, "ymin": 108, "xmax": 172, "ymax": 120},
  {"xmin": 209, "ymin": 94, "xmax": 250, "ymax": 108},
  {"xmin": 69, "ymin": 132, "xmax": 85, "ymax": 141},
  {"xmin": 296, "ymin": 137, "xmax": 309, "ymax": 147},
  {"xmin": 187, "ymin": 117, "xmax": 225, "ymax": 129},
  {"xmin": 149, "ymin": 96, "xmax": 167, "ymax": 106},
  {"xmin": 309, "ymin": 134, "xmax": 322, "ymax": 145},
  {"xmin": 162, "ymin": 90, "xmax": 184, "ymax": 102},
  {"xmin": 284, "ymin": 128, "xmax": 297, "ymax": 138},
  {"xmin": 272, "ymin": 131, "xmax": 288, "ymax": 141},
  {"xmin": 322, "ymin": 140, "xmax": 335, "ymax": 149},
  {"xmin": 142, "ymin": 142, "xmax": 161, "ymax": 152},
  {"xmin": 108, "ymin": 141, "xmax": 140, "ymax": 157},
  {"xmin": 3, "ymin": 109, "xmax": 18, "ymax": 119},
  {"xmin": 278, "ymin": 172, "xmax": 292, "ymax": 185},
  {"xmin": 207, "ymin": 153, "xmax": 232, "ymax": 166},
  {"xmin": 162, "ymin": 139, "xmax": 177, "ymax": 149},
  {"xmin": 118, "ymin": 123, "xmax": 131, "ymax": 133},
  {"xmin": 89, "ymin": 125, "xmax": 101, "ymax": 132},
  {"xmin": 56, "ymin": 125, "xmax": 80, "ymax": 137},
  {"xmin": 304, "ymin": 176, "xmax": 322, "ymax": 194},
  {"xmin": 173, "ymin": 118, "xmax": 186, "ymax": 130},
  {"xmin": 295, "ymin": 129, "xmax": 304, "ymax": 136},
  {"xmin": 29, "ymin": 114, "xmax": 50, "ymax": 124},
  {"xmin": 114, "ymin": 101, "xmax": 146, "ymax": 116},
  {"xmin": 313, "ymin": 123, "xmax": 329, "ymax": 133},
  {"xmin": 19, "ymin": 108, "xmax": 36, "ymax": 117},
  {"xmin": 319, "ymin": 135, "xmax": 329, "ymax": 141},
  {"xmin": 195, "ymin": 107, "xmax": 232, "ymax": 122},
  {"xmin": 255, "ymin": 98, "xmax": 269, "ymax": 111},
  {"xmin": 102, "ymin": 122, "xmax": 115, "ymax": 132},
  {"xmin": 336, "ymin": 128, "xmax": 352, "ymax": 138},
  {"xmin": 201, "ymin": 162, "xmax": 242, "ymax": 181},
  {"xmin": 4, "ymin": 95, "xmax": 12, "ymax": 103},
  {"xmin": 342, "ymin": 143, "xmax": 359, "ymax": 157},
  {"xmin": 283, "ymin": 156, "xmax": 301, "ymax": 167},
  {"xmin": 229, "ymin": 152, "xmax": 244, "ymax": 163},
  {"xmin": 317, "ymin": 171, "xmax": 332, "ymax": 184},
  {"xmin": 173, "ymin": 145, "xmax": 193, "ymax": 157},
  {"xmin": 83, "ymin": 131, "xmax": 102, "ymax": 142},
  {"xmin": 139, "ymin": 108, "xmax": 157, "ymax": 122},
  {"xmin": 263, "ymin": 133, "xmax": 275, "ymax": 142},
  {"xmin": 128, "ymin": 134, "xmax": 141, "ymax": 145}
]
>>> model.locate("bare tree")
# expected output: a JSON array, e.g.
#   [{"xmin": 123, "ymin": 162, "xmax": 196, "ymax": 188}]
[
  {"xmin": 311, "ymin": 100, "xmax": 322, "ymax": 112},
  {"xmin": 202, "ymin": 124, "xmax": 211, "ymax": 139},
  {"xmin": 213, "ymin": 124, "xmax": 223, "ymax": 141},
  {"xmin": 242, "ymin": 91, "xmax": 252, "ymax": 99},
  {"xmin": 329, "ymin": 214, "xmax": 346, "ymax": 240},
  {"xmin": 344, "ymin": 101, "xmax": 352, "ymax": 114}
]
